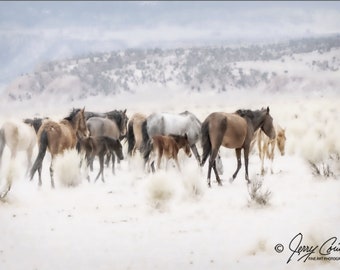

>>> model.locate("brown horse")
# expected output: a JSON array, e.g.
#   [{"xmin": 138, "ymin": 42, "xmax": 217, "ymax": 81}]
[
  {"xmin": 201, "ymin": 107, "xmax": 276, "ymax": 187},
  {"xmin": 127, "ymin": 113, "xmax": 147, "ymax": 157},
  {"xmin": 148, "ymin": 134, "xmax": 192, "ymax": 173},
  {"xmin": 256, "ymin": 123, "xmax": 286, "ymax": 175},
  {"xmin": 30, "ymin": 108, "xmax": 88, "ymax": 188},
  {"xmin": 77, "ymin": 136, "xmax": 124, "ymax": 182}
]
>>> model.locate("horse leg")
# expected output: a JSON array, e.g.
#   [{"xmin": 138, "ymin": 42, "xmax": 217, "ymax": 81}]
[
  {"xmin": 190, "ymin": 144, "xmax": 201, "ymax": 165},
  {"xmin": 111, "ymin": 152, "xmax": 116, "ymax": 175},
  {"xmin": 157, "ymin": 152, "xmax": 162, "ymax": 170},
  {"xmin": 174, "ymin": 157, "xmax": 181, "ymax": 172},
  {"xmin": 89, "ymin": 156, "xmax": 94, "ymax": 172},
  {"xmin": 95, "ymin": 155, "xmax": 105, "ymax": 183},
  {"xmin": 212, "ymin": 161, "xmax": 222, "ymax": 186},
  {"xmin": 105, "ymin": 152, "xmax": 111, "ymax": 168},
  {"xmin": 50, "ymin": 160, "xmax": 55, "ymax": 189},
  {"xmin": 26, "ymin": 147, "xmax": 33, "ymax": 176},
  {"xmin": 269, "ymin": 140, "xmax": 275, "ymax": 174},
  {"xmin": 244, "ymin": 146, "xmax": 250, "ymax": 184},
  {"xmin": 208, "ymin": 148, "xmax": 221, "ymax": 187},
  {"xmin": 231, "ymin": 148, "xmax": 242, "ymax": 182}
]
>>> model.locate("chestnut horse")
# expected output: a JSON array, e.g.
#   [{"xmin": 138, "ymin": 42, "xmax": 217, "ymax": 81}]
[
  {"xmin": 77, "ymin": 136, "xmax": 124, "ymax": 182},
  {"xmin": 148, "ymin": 134, "xmax": 192, "ymax": 173},
  {"xmin": 30, "ymin": 108, "xmax": 88, "ymax": 188},
  {"xmin": 201, "ymin": 107, "xmax": 276, "ymax": 187}
]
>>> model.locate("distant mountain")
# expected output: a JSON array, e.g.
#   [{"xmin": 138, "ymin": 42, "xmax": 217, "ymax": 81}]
[{"xmin": 3, "ymin": 35, "xmax": 340, "ymax": 102}]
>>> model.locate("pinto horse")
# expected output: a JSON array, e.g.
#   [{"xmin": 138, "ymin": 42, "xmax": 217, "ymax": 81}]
[
  {"xmin": 30, "ymin": 108, "xmax": 88, "ymax": 188},
  {"xmin": 0, "ymin": 118, "xmax": 46, "ymax": 198},
  {"xmin": 78, "ymin": 136, "xmax": 124, "ymax": 182},
  {"xmin": 201, "ymin": 107, "xmax": 276, "ymax": 187},
  {"xmin": 256, "ymin": 123, "xmax": 286, "ymax": 175},
  {"xmin": 0, "ymin": 118, "xmax": 46, "ymax": 173},
  {"xmin": 148, "ymin": 134, "xmax": 192, "ymax": 173}
]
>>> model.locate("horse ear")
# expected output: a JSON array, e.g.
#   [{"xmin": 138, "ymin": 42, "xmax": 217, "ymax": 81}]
[
  {"xmin": 123, "ymin": 109, "xmax": 127, "ymax": 114},
  {"xmin": 266, "ymin": 106, "xmax": 270, "ymax": 114}
]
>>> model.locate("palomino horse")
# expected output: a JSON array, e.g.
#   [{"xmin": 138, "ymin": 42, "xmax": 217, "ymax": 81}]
[
  {"xmin": 30, "ymin": 108, "xmax": 88, "ymax": 188},
  {"xmin": 148, "ymin": 134, "xmax": 192, "ymax": 173},
  {"xmin": 201, "ymin": 107, "xmax": 276, "ymax": 187},
  {"xmin": 77, "ymin": 136, "xmax": 124, "ymax": 182},
  {"xmin": 256, "ymin": 124, "xmax": 286, "ymax": 175},
  {"xmin": 141, "ymin": 111, "xmax": 202, "ymax": 165},
  {"xmin": 127, "ymin": 113, "xmax": 147, "ymax": 157}
]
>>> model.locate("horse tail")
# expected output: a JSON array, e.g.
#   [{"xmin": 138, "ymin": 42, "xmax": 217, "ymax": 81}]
[
  {"xmin": 127, "ymin": 120, "xmax": 135, "ymax": 156},
  {"xmin": 141, "ymin": 120, "xmax": 152, "ymax": 164},
  {"xmin": 0, "ymin": 127, "xmax": 5, "ymax": 166},
  {"xmin": 200, "ymin": 119, "xmax": 211, "ymax": 167},
  {"xmin": 30, "ymin": 130, "xmax": 48, "ymax": 180}
]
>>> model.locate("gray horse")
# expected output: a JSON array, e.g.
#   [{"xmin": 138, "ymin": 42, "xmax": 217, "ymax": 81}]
[
  {"xmin": 141, "ymin": 111, "xmax": 223, "ymax": 174},
  {"xmin": 142, "ymin": 111, "xmax": 202, "ymax": 164}
]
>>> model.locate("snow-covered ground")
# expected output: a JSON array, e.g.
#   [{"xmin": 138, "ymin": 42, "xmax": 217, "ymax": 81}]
[{"xmin": 0, "ymin": 87, "xmax": 339, "ymax": 270}]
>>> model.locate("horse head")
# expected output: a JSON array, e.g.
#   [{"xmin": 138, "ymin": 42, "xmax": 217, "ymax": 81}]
[
  {"xmin": 68, "ymin": 107, "xmax": 89, "ymax": 139},
  {"xmin": 107, "ymin": 109, "xmax": 129, "ymax": 139},
  {"xmin": 261, "ymin": 107, "xmax": 276, "ymax": 140}
]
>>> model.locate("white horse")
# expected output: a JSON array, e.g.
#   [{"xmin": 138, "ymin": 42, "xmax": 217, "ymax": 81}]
[
  {"xmin": 141, "ymin": 111, "xmax": 224, "ymax": 174},
  {"xmin": 0, "ymin": 119, "xmax": 40, "ymax": 197}
]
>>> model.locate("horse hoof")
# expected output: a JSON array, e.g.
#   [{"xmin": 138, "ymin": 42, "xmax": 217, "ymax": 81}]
[{"xmin": 229, "ymin": 177, "xmax": 234, "ymax": 184}]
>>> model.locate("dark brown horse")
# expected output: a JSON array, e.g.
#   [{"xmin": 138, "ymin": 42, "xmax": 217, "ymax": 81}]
[
  {"xmin": 86, "ymin": 110, "xmax": 128, "ymax": 169},
  {"xmin": 78, "ymin": 136, "xmax": 124, "ymax": 182},
  {"xmin": 148, "ymin": 134, "xmax": 192, "ymax": 173},
  {"xmin": 201, "ymin": 107, "xmax": 276, "ymax": 187},
  {"xmin": 30, "ymin": 108, "xmax": 88, "ymax": 188}
]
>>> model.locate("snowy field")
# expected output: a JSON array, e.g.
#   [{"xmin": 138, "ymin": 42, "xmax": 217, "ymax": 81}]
[{"xmin": 0, "ymin": 88, "xmax": 339, "ymax": 270}]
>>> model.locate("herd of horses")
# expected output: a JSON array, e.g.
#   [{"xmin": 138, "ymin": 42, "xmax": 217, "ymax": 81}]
[{"xmin": 0, "ymin": 106, "xmax": 286, "ymax": 197}]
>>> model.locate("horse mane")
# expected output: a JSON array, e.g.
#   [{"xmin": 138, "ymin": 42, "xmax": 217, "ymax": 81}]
[
  {"xmin": 64, "ymin": 108, "xmax": 81, "ymax": 121},
  {"xmin": 235, "ymin": 109, "xmax": 255, "ymax": 119},
  {"xmin": 106, "ymin": 110, "xmax": 123, "ymax": 127}
]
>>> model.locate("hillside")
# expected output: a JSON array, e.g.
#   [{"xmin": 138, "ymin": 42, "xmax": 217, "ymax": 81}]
[{"xmin": 2, "ymin": 35, "xmax": 340, "ymax": 102}]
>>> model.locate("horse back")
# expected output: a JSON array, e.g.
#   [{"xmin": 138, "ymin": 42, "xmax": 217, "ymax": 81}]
[
  {"xmin": 206, "ymin": 112, "xmax": 247, "ymax": 149},
  {"xmin": 147, "ymin": 112, "xmax": 200, "ymax": 144},
  {"xmin": 87, "ymin": 117, "xmax": 120, "ymax": 140},
  {"xmin": 38, "ymin": 121, "xmax": 77, "ymax": 156},
  {"xmin": 2, "ymin": 121, "xmax": 36, "ymax": 150}
]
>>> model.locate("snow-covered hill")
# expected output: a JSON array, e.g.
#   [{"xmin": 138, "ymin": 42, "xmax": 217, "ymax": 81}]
[{"xmin": 2, "ymin": 35, "xmax": 340, "ymax": 103}]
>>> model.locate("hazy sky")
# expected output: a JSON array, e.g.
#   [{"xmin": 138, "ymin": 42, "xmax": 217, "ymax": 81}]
[{"xmin": 1, "ymin": 1, "xmax": 340, "ymax": 85}]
